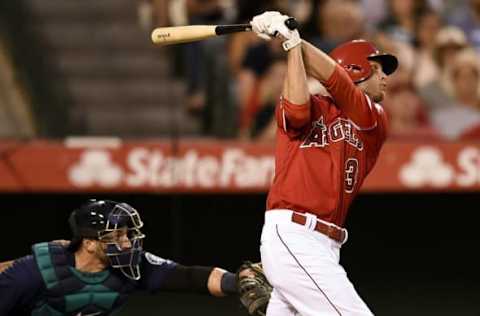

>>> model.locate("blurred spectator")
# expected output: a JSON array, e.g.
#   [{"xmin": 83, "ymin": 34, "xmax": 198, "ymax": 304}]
[
  {"xmin": 228, "ymin": 0, "xmax": 277, "ymax": 75},
  {"xmin": 182, "ymin": 0, "xmax": 232, "ymax": 110},
  {"xmin": 171, "ymin": 0, "xmax": 238, "ymax": 137},
  {"xmin": 138, "ymin": 0, "xmax": 171, "ymax": 30},
  {"xmin": 429, "ymin": 48, "xmax": 480, "ymax": 140},
  {"xmin": 411, "ymin": 9, "xmax": 443, "ymax": 89},
  {"xmin": 382, "ymin": 67, "xmax": 439, "ymax": 139},
  {"xmin": 418, "ymin": 26, "xmax": 469, "ymax": 110},
  {"xmin": 311, "ymin": 0, "xmax": 366, "ymax": 53},
  {"xmin": 0, "ymin": 33, "xmax": 36, "ymax": 137},
  {"xmin": 374, "ymin": 32, "xmax": 416, "ymax": 77},
  {"xmin": 249, "ymin": 56, "xmax": 287, "ymax": 141},
  {"xmin": 434, "ymin": 26, "xmax": 469, "ymax": 68},
  {"xmin": 236, "ymin": 39, "xmax": 285, "ymax": 139},
  {"xmin": 158, "ymin": 0, "xmax": 480, "ymax": 141},
  {"xmin": 445, "ymin": 48, "xmax": 480, "ymax": 110},
  {"xmin": 378, "ymin": 0, "xmax": 428, "ymax": 44},
  {"xmin": 360, "ymin": 0, "xmax": 388, "ymax": 32},
  {"xmin": 447, "ymin": 0, "xmax": 480, "ymax": 52},
  {"xmin": 227, "ymin": 33, "xmax": 261, "ymax": 77},
  {"xmin": 274, "ymin": 0, "xmax": 313, "ymax": 25}
]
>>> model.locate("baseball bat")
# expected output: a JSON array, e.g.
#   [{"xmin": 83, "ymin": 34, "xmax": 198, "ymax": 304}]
[{"xmin": 151, "ymin": 17, "xmax": 298, "ymax": 46}]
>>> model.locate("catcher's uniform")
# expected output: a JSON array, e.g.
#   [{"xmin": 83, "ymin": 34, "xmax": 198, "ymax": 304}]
[
  {"xmin": 260, "ymin": 65, "xmax": 387, "ymax": 316},
  {"xmin": 0, "ymin": 244, "xmax": 209, "ymax": 316}
]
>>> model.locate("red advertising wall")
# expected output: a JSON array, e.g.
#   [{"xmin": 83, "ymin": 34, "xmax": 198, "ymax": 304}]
[{"xmin": 0, "ymin": 139, "xmax": 478, "ymax": 192}]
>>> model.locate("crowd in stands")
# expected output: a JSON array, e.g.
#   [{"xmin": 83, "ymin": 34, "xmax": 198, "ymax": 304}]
[
  {"xmin": 1, "ymin": 0, "xmax": 479, "ymax": 141},
  {"xmin": 148, "ymin": 0, "xmax": 480, "ymax": 141}
]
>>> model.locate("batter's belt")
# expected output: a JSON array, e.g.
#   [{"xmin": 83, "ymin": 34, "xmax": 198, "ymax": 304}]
[{"xmin": 291, "ymin": 212, "xmax": 347, "ymax": 243}]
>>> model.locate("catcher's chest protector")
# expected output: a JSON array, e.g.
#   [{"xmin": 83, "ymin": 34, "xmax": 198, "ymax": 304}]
[{"xmin": 31, "ymin": 242, "xmax": 135, "ymax": 316}]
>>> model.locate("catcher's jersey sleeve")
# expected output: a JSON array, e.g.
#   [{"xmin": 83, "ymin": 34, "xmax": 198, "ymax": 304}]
[
  {"xmin": 0, "ymin": 255, "xmax": 43, "ymax": 315},
  {"xmin": 139, "ymin": 251, "xmax": 213, "ymax": 294},
  {"xmin": 139, "ymin": 252, "xmax": 178, "ymax": 292}
]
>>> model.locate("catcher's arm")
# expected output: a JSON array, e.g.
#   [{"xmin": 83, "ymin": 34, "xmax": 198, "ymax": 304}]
[
  {"xmin": 0, "ymin": 260, "xmax": 14, "ymax": 273},
  {"xmin": 208, "ymin": 267, "xmax": 232, "ymax": 297}
]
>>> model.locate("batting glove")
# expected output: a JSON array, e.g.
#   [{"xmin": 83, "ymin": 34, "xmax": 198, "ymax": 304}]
[
  {"xmin": 266, "ymin": 15, "xmax": 301, "ymax": 51},
  {"xmin": 250, "ymin": 11, "xmax": 282, "ymax": 41}
]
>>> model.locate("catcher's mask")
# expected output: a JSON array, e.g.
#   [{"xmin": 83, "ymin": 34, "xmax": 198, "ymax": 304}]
[{"xmin": 69, "ymin": 199, "xmax": 145, "ymax": 280}]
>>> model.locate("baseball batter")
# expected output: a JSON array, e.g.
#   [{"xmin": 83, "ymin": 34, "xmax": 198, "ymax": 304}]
[
  {"xmin": 0, "ymin": 200, "xmax": 240, "ymax": 316},
  {"xmin": 250, "ymin": 12, "xmax": 398, "ymax": 316}
]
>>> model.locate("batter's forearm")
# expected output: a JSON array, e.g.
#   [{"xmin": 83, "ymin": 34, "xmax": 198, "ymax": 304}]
[
  {"xmin": 282, "ymin": 45, "xmax": 309, "ymax": 105},
  {"xmin": 301, "ymin": 40, "xmax": 336, "ymax": 82}
]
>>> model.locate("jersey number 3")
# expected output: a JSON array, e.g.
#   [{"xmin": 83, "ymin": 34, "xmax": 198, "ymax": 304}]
[{"xmin": 344, "ymin": 158, "xmax": 359, "ymax": 193}]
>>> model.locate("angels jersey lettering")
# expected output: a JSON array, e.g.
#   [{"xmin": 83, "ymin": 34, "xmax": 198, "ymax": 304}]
[{"xmin": 266, "ymin": 65, "xmax": 388, "ymax": 227}]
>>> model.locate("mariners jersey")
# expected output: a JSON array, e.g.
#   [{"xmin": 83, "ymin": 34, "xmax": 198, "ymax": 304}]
[
  {"xmin": 266, "ymin": 65, "xmax": 388, "ymax": 227},
  {"xmin": 0, "ymin": 250, "xmax": 179, "ymax": 316}
]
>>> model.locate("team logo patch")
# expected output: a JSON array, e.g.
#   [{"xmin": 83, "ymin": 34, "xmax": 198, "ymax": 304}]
[{"xmin": 145, "ymin": 252, "xmax": 168, "ymax": 265}]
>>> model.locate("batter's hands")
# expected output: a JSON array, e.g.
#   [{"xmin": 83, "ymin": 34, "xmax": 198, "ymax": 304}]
[
  {"xmin": 250, "ymin": 11, "xmax": 301, "ymax": 51},
  {"xmin": 250, "ymin": 11, "xmax": 282, "ymax": 41},
  {"xmin": 266, "ymin": 15, "xmax": 301, "ymax": 51}
]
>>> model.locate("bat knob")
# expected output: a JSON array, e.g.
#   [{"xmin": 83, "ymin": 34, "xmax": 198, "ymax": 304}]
[{"xmin": 285, "ymin": 17, "xmax": 298, "ymax": 30}]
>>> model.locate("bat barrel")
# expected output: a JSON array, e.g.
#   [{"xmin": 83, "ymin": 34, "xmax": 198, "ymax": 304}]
[{"xmin": 151, "ymin": 25, "xmax": 217, "ymax": 45}]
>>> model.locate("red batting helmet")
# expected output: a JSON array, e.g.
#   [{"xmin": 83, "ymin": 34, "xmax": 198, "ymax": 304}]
[{"xmin": 329, "ymin": 39, "xmax": 398, "ymax": 83}]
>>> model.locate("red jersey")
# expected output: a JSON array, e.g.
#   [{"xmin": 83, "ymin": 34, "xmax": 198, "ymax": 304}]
[{"xmin": 266, "ymin": 65, "xmax": 388, "ymax": 227}]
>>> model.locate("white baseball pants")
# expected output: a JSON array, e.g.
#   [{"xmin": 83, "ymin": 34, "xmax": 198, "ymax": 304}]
[{"xmin": 260, "ymin": 210, "xmax": 374, "ymax": 316}]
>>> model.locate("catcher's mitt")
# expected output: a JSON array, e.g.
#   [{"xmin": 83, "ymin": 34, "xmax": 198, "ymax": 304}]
[{"xmin": 236, "ymin": 261, "xmax": 273, "ymax": 316}]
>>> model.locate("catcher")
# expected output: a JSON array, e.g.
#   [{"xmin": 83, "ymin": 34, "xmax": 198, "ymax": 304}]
[{"xmin": 0, "ymin": 199, "xmax": 271, "ymax": 316}]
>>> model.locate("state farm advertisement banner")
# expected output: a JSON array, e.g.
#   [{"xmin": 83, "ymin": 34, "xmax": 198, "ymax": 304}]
[
  {"xmin": 363, "ymin": 142, "xmax": 480, "ymax": 192},
  {"xmin": 0, "ymin": 139, "xmax": 478, "ymax": 192}
]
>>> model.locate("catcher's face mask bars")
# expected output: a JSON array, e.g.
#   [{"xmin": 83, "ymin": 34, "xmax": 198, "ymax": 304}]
[{"xmin": 98, "ymin": 203, "xmax": 145, "ymax": 280}]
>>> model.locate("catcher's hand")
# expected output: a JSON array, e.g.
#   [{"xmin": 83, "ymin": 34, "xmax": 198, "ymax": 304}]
[{"xmin": 236, "ymin": 261, "xmax": 273, "ymax": 316}]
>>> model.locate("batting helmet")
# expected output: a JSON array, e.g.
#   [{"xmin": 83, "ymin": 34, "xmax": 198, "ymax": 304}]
[
  {"xmin": 329, "ymin": 39, "xmax": 398, "ymax": 83},
  {"xmin": 69, "ymin": 199, "xmax": 145, "ymax": 280}
]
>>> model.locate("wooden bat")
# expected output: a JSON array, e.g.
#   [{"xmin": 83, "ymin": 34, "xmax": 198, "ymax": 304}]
[{"xmin": 151, "ymin": 17, "xmax": 298, "ymax": 46}]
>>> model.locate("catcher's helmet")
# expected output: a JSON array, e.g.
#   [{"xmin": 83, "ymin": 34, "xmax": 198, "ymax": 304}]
[
  {"xmin": 69, "ymin": 199, "xmax": 145, "ymax": 280},
  {"xmin": 329, "ymin": 39, "xmax": 398, "ymax": 83}
]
